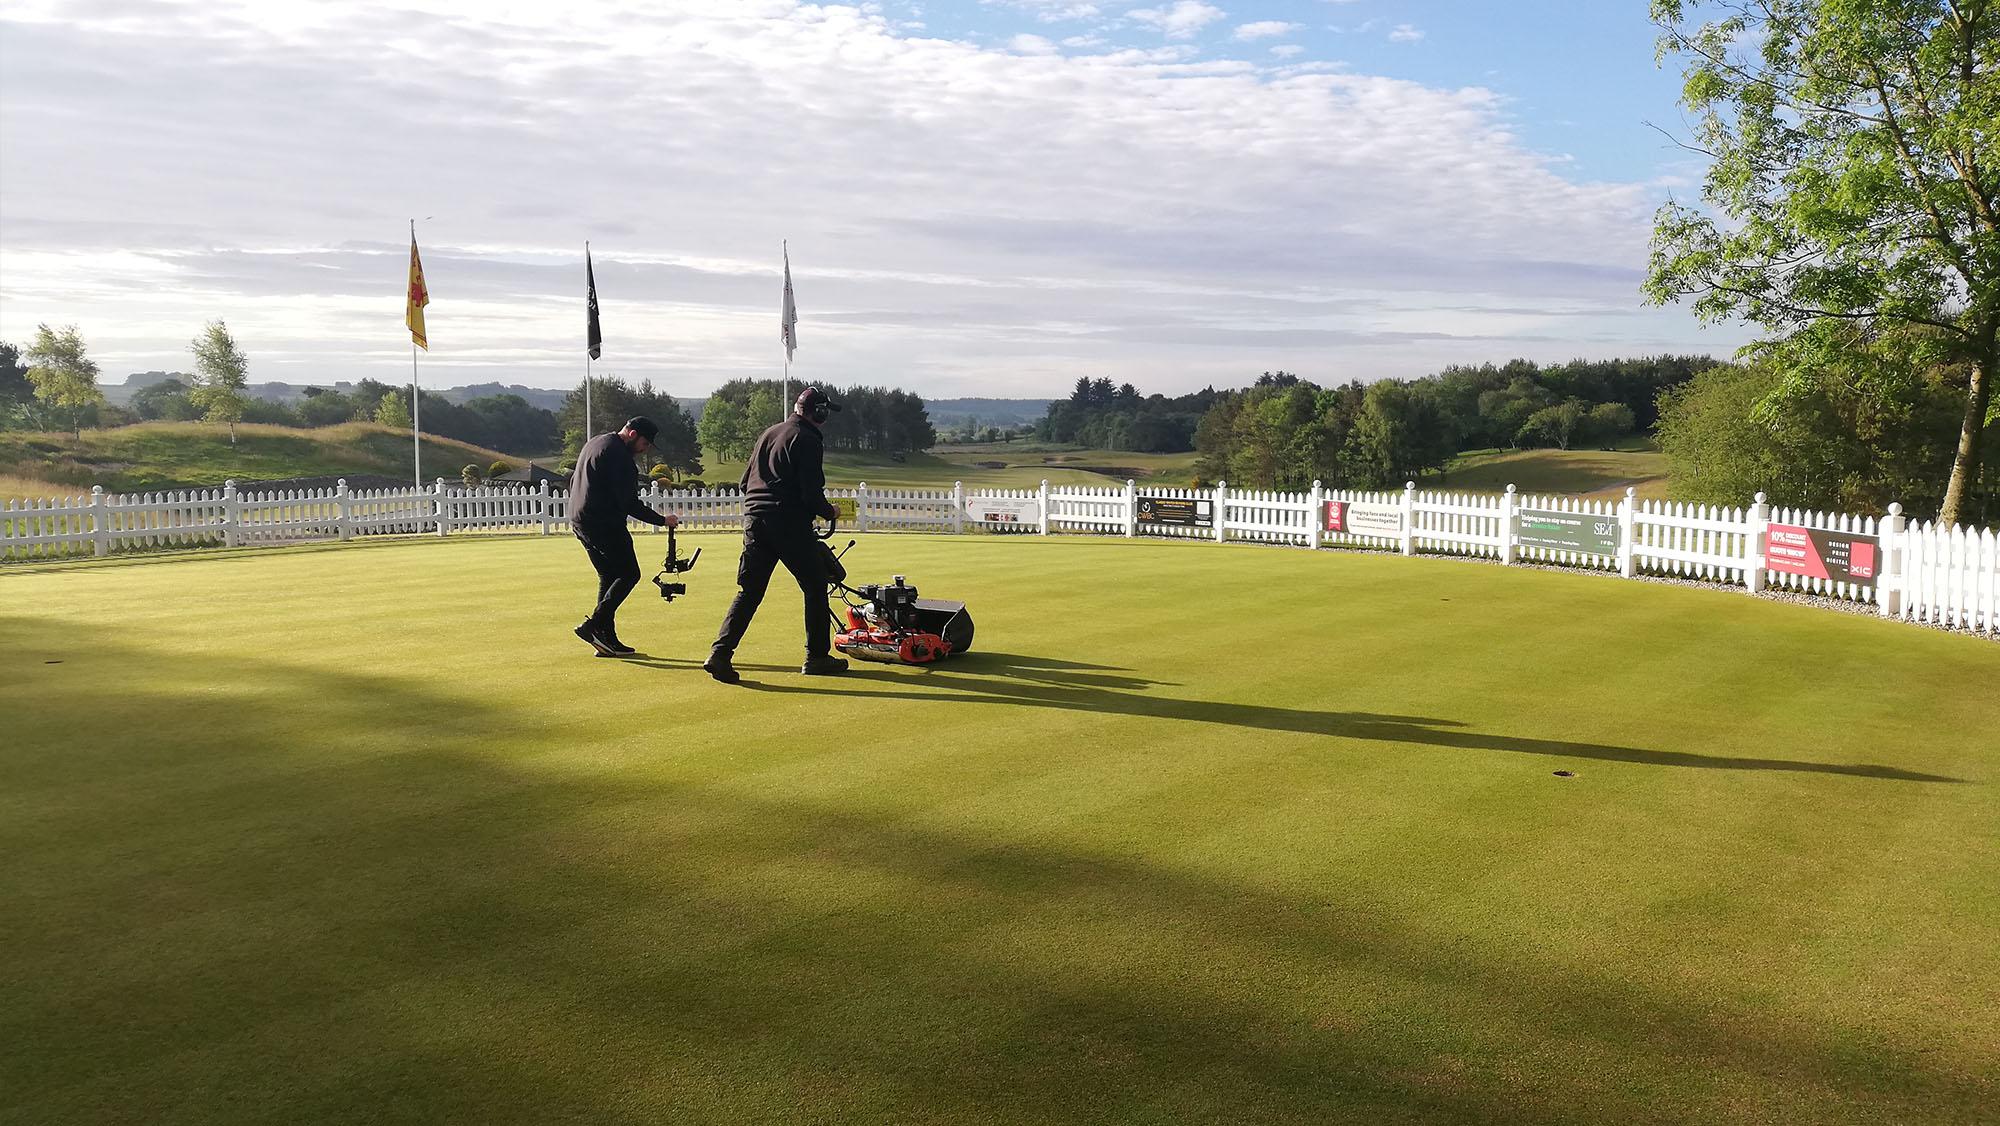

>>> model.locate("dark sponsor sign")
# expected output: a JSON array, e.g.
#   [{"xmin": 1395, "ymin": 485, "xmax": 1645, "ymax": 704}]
[
  {"xmin": 1766, "ymin": 523, "xmax": 1878, "ymax": 585},
  {"xmin": 1517, "ymin": 508, "xmax": 1621, "ymax": 556},
  {"xmin": 1136, "ymin": 495, "xmax": 1212, "ymax": 527}
]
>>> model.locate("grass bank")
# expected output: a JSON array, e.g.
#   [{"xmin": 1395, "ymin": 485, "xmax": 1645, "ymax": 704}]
[{"xmin": 0, "ymin": 422, "xmax": 521, "ymax": 496}]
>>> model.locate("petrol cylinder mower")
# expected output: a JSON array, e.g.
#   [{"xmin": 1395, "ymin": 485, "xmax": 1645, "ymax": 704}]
[{"xmin": 817, "ymin": 521, "xmax": 974, "ymax": 665}]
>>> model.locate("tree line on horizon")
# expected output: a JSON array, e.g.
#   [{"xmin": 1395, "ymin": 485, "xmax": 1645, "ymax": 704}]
[
  {"xmin": 696, "ymin": 379, "xmax": 936, "ymax": 461},
  {"xmin": 1037, "ymin": 358, "xmax": 1708, "ymax": 490}
]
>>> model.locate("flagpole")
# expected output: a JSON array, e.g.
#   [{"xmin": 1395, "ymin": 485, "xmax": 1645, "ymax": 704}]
[
  {"xmin": 781, "ymin": 240, "xmax": 790, "ymax": 421},
  {"xmin": 410, "ymin": 219, "xmax": 422, "ymax": 490},
  {"xmin": 411, "ymin": 341, "xmax": 422, "ymax": 489},
  {"xmin": 584, "ymin": 240, "xmax": 594, "ymax": 443}
]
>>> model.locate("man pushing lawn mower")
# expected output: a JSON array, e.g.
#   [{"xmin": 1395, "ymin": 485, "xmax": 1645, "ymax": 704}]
[{"xmin": 704, "ymin": 387, "xmax": 849, "ymax": 684}]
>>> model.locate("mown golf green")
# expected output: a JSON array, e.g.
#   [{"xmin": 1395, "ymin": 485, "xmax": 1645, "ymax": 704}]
[{"xmin": 3, "ymin": 534, "xmax": 1996, "ymax": 1125}]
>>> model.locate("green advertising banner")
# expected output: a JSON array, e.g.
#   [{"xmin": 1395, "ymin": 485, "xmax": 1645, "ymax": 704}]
[{"xmin": 1517, "ymin": 508, "xmax": 1620, "ymax": 556}]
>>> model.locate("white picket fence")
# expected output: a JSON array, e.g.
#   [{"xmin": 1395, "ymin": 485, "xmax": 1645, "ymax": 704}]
[{"xmin": 4, "ymin": 476, "xmax": 1996, "ymax": 636}]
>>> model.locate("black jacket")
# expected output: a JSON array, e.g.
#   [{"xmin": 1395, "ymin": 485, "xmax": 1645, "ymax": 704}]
[
  {"xmin": 568, "ymin": 433, "xmax": 666, "ymax": 531},
  {"xmin": 741, "ymin": 416, "xmax": 835, "ymax": 522}
]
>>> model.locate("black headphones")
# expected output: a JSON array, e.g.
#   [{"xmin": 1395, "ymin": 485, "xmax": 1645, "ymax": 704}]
[{"xmin": 801, "ymin": 389, "xmax": 832, "ymax": 424}]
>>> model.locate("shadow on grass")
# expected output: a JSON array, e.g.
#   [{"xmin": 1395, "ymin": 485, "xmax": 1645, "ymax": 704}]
[
  {"xmin": 719, "ymin": 651, "xmax": 1963, "ymax": 784},
  {"xmin": 1, "ymin": 617, "xmax": 1983, "ymax": 1125}
]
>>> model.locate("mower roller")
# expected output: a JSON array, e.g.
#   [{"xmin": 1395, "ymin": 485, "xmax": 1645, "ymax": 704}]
[{"xmin": 817, "ymin": 518, "xmax": 974, "ymax": 665}]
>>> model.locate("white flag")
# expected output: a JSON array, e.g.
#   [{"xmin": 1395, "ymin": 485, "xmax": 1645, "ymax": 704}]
[{"xmin": 781, "ymin": 242, "xmax": 798, "ymax": 361}]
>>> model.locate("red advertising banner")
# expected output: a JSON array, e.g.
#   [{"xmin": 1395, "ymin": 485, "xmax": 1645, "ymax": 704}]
[{"xmin": 1765, "ymin": 523, "xmax": 1879, "ymax": 585}]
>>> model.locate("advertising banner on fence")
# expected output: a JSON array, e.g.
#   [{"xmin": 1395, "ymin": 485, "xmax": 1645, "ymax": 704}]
[
  {"xmin": 1137, "ymin": 495, "xmax": 1212, "ymax": 527},
  {"xmin": 1324, "ymin": 500, "xmax": 1404, "ymax": 536},
  {"xmin": 964, "ymin": 495, "xmax": 1041, "ymax": 525},
  {"xmin": 1517, "ymin": 508, "xmax": 1621, "ymax": 556},
  {"xmin": 1766, "ymin": 523, "xmax": 1878, "ymax": 585}
]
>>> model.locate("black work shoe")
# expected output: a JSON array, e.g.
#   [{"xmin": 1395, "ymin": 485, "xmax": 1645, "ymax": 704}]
[
  {"xmin": 598, "ymin": 626, "xmax": 636, "ymax": 656},
  {"xmin": 703, "ymin": 652, "xmax": 741, "ymax": 684},
  {"xmin": 574, "ymin": 621, "xmax": 615, "ymax": 656},
  {"xmin": 801, "ymin": 654, "xmax": 849, "ymax": 676}
]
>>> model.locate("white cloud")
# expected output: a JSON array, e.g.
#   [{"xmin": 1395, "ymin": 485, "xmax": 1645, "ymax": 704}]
[
  {"xmin": 988, "ymin": 0, "xmax": 1101, "ymax": 21},
  {"xmin": 0, "ymin": 0, "xmax": 1743, "ymax": 396},
  {"xmin": 1008, "ymin": 33, "xmax": 1060, "ymax": 54},
  {"xmin": 1233, "ymin": 20, "xmax": 1297, "ymax": 41},
  {"xmin": 1269, "ymin": 44, "xmax": 1304, "ymax": 58},
  {"xmin": 1127, "ymin": 1, "xmax": 1226, "ymax": 40},
  {"xmin": 1389, "ymin": 23, "xmax": 1424, "ymax": 42}
]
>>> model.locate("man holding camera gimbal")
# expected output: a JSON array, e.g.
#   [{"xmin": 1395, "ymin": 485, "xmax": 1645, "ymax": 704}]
[
  {"xmin": 704, "ymin": 387, "xmax": 846, "ymax": 683},
  {"xmin": 569, "ymin": 416, "xmax": 676, "ymax": 657}
]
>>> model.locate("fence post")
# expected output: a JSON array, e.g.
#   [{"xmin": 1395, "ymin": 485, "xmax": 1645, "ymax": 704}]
[
  {"xmin": 90, "ymin": 485, "xmax": 109, "ymax": 557},
  {"xmin": 435, "ymin": 478, "xmax": 449, "ymax": 537},
  {"xmin": 1878, "ymin": 502, "xmax": 1906, "ymax": 617},
  {"xmin": 1498, "ymin": 484, "xmax": 1518, "ymax": 565},
  {"xmin": 1400, "ymin": 481, "xmax": 1417, "ymax": 557},
  {"xmin": 1213, "ymin": 480, "xmax": 1227, "ymax": 543},
  {"xmin": 1124, "ymin": 480, "xmax": 1137, "ymax": 538},
  {"xmin": 223, "ymin": 479, "xmax": 240, "ymax": 548},
  {"xmin": 1306, "ymin": 480, "xmax": 1324, "ymax": 549},
  {"xmin": 951, "ymin": 480, "xmax": 965, "ymax": 534},
  {"xmin": 336, "ymin": 478, "xmax": 353, "ymax": 541},
  {"xmin": 1746, "ymin": 491, "xmax": 1769, "ymax": 592},
  {"xmin": 1038, "ymin": 479, "xmax": 1050, "ymax": 536},
  {"xmin": 856, "ymin": 482, "xmax": 870, "ymax": 533},
  {"xmin": 538, "ymin": 480, "xmax": 552, "ymax": 536},
  {"xmin": 1617, "ymin": 487, "xmax": 1637, "ymax": 578}
]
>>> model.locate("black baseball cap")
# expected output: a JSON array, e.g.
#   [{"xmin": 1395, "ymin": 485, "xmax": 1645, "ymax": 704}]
[
  {"xmin": 796, "ymin": 387, "xmax": 842, "ymax": 414},
  {"xmin": 622, "ymin": 416, "xmax": 660, "ymax": 442}
]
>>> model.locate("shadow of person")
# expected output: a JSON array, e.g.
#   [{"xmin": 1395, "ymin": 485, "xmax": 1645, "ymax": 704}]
[{"xmin": 734, "ymin": 658, "xmax": 1961, "ymax": 784}]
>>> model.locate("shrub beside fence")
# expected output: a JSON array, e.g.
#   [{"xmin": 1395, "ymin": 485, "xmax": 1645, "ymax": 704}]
[{"xmin": 4, "ymin": 476, "xmax": 1995, "ymax": 636}]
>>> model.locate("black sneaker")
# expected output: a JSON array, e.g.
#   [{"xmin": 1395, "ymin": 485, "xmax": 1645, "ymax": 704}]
[
  {"xmin": 598, "ymin": 626, "xmax": 636, "ymax": 656},
  {"xmin": 801, "ymin": 654, "xmax": 849, "ymax": 676},
  {"xmin": 703, "ymin": 651, "xmax": 741, "ymax": 684},
  {"xmin": 574, "ymin": 621, "xmax": 615, "ymax": 656}
]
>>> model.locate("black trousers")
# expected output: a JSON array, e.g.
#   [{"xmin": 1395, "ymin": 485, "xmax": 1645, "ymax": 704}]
[
  {"xmin": 713, "ymin": 515, "xmax": 830, "ymax": 658},
  {"xmin": 575, "ymin": 522, "xmax": 641, "ymax": 630}
]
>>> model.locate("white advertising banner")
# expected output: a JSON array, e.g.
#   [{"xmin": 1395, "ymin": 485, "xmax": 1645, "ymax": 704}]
[{"xmin": 965, "ymin": 495, "xmax": 1042, "ymax": 525}]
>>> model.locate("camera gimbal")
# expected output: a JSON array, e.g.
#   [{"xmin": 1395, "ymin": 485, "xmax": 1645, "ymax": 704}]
[{"xmin": 652, "ymin": 525, "xmax": 700, "ymax": 602}]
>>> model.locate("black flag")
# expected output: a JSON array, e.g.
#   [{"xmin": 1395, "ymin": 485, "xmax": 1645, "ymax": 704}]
[{"xmin": 586, "ymin": 244, "xmax": 602, "ymax": 360}]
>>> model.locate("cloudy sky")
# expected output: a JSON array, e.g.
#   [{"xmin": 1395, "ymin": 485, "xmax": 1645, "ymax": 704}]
[{"xmin": 0, "ymin": 0, "xmax": 1752, "ymax": 398}]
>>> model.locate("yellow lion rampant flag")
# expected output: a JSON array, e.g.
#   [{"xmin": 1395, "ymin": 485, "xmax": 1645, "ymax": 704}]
[{"xmin": 405, "ymin": 232, "xmax": 430, "ymax": 351}]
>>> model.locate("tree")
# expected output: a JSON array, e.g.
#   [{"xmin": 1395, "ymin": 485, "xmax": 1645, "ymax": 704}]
[
  {"xmin": 1516, "ymin": 400, "xmax": 1587, "ymax": 450},
  {"xmin": 1657, "ymin": 348, "xmax": 1981, "ymax": 512},
  {"xmin": 557, "ymin": 376, "xmax": 702, "ymax": 478},
  {"xmin": 1582, "ymin": 402, "xmax": 1637, "ymax": 446},
  {"xmin": 187, "ymin": 320, "xmax": 249, "ymax": 443},
  {"xmin": 375, "ymin": 390, "xmax": 412, "ymax": 429},
  {"xmin": 461, "ymin": 464, "xmax": 484, "ymax": 488},
  {"xmin": 0, "ymin": 342, "xmax": 33, "ymax": 427},
  {"xmin": 1646, "ymin": 0, "xmax": 1999, "ymax": 525},
  {"xmin": 23, "ymin": 324, "xmax": 104, "ymax": 438},
  {"xmin": 698, "ymin": 395, "xmax": 752, "ymax": 459},
  {"xmin": 131, "ymin": 378, "xmax": 200, "ymax": 421}
]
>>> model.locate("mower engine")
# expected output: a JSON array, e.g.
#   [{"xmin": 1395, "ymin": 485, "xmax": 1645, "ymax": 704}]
[{"xmin": 833, "ymin": 574, "xmax": 975, "ymax": 665}]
